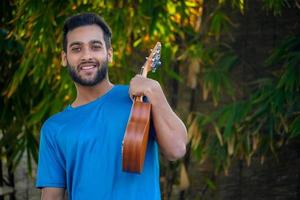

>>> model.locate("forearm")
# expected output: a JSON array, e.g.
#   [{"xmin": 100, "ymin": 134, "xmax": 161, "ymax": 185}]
[
  {"xmin": 41, "ymin": 188, "xmax": 65, "ymax": 200},
  {"xmin": 146, "ymin": 82, "xmax": 187, "ymax": 161}
]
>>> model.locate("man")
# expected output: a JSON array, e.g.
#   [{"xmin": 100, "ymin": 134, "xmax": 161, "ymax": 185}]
[{"xmin": 36, "ymin": 13, "xmax": 187, "ymax": 200}]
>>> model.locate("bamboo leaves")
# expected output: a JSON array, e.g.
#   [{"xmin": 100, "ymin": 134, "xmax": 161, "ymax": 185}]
[
  {"xmin": 189, "ymin": 35, "xmax": 300, "ymax": 174},
  {"xmin": 1, "ymin": 1, "xmax": 299, "ymax": 197},
  {"xmin": 290, "ymin": 116, "xmax": 300, "ymax": 138}
]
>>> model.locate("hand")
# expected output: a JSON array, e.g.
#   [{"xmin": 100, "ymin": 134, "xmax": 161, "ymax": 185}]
[{"xmin": 129, "ymin": 75, "xmax": 161, "ymax": 102}]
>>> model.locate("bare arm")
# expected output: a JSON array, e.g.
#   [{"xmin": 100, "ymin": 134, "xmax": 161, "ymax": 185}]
[
  {"xmin": 41, "ymin": 188, "xmax": 65, "ymax": 200},
  {"xmin": 129, "ymin": 75, "xmax": 188, "ymax": 161}
]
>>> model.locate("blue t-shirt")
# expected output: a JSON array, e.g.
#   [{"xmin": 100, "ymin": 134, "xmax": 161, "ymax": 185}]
[{"xmin": 36, "ymin": 85, "xmax": 161, "ymax": 200}]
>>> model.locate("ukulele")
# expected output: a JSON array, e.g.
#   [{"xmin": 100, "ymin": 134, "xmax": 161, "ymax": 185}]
[{"xmin": 122, "ymin": 42, "xmax": 161, "ymax": 173}]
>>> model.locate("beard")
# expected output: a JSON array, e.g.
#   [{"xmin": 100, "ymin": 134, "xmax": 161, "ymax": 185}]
[{"xmin": 67, "ymin": 58, "xmax": 108, "ymax": 86}]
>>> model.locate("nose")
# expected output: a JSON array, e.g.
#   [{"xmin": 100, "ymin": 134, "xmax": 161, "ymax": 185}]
[{"xmin": 80, "ymin": 47, "xmax": 93, "ymax": 62}]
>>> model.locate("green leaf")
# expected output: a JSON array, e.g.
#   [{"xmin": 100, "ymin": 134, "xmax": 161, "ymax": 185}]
[{"xmin": 290, "ymin": 116, "xmax": 300, "ymax": 138}]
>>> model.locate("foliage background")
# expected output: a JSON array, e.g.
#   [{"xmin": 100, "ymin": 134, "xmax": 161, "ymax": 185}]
[{"xmin": 1, "ymin": 0, "xmax": 299, "ymax": 199}]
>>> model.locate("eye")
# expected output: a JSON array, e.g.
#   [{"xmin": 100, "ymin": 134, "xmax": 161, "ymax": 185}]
[
  {"xmin": 92, "ymin": 45, "xmax": 102, "ymax": 50},
  {"xmin": 71, "ymin": 47, "xmax": 81, "ymax": 52}
]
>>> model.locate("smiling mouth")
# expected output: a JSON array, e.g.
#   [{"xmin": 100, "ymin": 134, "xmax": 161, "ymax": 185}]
[
  {"xmin": 79, "ymin": 63, "xmax": 98, "ymax": 71},
  {"xmin": 81, "ymin": 65, "xmax": 96, "ymax": 70}
]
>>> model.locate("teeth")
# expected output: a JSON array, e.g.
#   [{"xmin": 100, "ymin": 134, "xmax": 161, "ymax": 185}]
[{"xmin": 81, "ymin": 65, "xmax": 95, "ymax": 70}]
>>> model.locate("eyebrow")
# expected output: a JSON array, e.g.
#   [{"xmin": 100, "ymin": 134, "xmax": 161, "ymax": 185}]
[
  {"xmin": 69, "ymin": 40, "xmax": 103, "ymax": 48},
  {"xmin": 89, "ymin": 40, "xmax": 103, "ymax": 45},
  {"xmin": 69, "ymin": 41, "xmax": 82, "ymax": 48}
]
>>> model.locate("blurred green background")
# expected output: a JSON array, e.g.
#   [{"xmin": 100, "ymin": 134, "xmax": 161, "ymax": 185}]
[{"xmin": 1, "ymin": 0, "xmax": 300, "ymax": 199}]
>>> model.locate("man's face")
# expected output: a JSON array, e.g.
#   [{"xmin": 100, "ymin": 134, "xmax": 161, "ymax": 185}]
[{"xmin": 62, "ymin": 25, "xmax": 112, "ymax": 86}]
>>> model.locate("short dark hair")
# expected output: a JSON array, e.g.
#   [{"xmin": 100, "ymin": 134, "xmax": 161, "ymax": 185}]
[{"xmin": 62, "ymin": 13, "xmax": 112, "ymax": 52}]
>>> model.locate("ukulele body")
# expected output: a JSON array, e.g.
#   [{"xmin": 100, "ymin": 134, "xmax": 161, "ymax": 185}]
[
  {"xmin": 121, "ymin": 42, "xmax": 161, "ymax": 173},
  {"xmin": 122, "ymin": 100, "xmax": 151, "ymax": 173}
]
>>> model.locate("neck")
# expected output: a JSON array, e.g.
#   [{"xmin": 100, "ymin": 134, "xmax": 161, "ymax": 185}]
[{"xmin": 72, "ymin": 78, "xmax": 114, "ymax": 108}]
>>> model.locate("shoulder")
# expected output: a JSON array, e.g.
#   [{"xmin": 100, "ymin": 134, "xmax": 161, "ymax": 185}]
[
  {"xmin": 113, "ymin": 85, "xmax": 129, "ymax": 93},
  {"xmin": 40, "ymin": 109, "xmax": 69, "ymax": 137},
  {"xmin": 109, "ymin": 85, "xmax": 130, "ymax": 100}
]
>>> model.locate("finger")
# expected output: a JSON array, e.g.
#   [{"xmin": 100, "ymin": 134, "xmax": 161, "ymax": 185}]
[
  {"xmin": 130, "ymin": 88, "xmax": 144, "ymax": 98},
  {"xmin": 128, "ymin": 87, "xmax": 134, "ymax": 101},
  {"xmin": 130, "ymin": 94, "xmax": 134, "ymax": 101}
]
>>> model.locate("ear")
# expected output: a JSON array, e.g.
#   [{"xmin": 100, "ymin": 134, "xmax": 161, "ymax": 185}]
[
  {"xmin": 107, "ymin": 47, "xmax": 113, "ymax": 63},
  {"xmin": 61, "ymin": 51, "xmax": 67, "ymax": 67}
]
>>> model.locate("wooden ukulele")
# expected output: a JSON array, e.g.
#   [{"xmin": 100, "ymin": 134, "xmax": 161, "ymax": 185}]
[{"xmin": 122, "ymin": 42, "xmax": 161, "ymax": 173}]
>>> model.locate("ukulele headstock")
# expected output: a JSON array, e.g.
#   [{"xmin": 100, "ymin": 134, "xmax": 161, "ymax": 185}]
[{"xmin": 143, "ymin": 42, "xmax": 161, "ymax": 74}]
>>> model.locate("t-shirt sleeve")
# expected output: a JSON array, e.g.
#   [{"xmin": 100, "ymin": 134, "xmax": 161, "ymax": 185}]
[{"xmin": 36, "ymin": 123, "xmax": 66, "ymax": 188}]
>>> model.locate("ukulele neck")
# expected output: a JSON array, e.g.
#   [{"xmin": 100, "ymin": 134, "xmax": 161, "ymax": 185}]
[
  {"xmin": 135, "ymin": 66, "xmax": 148, "ymax": 102},
  {"xmin": 140, "ymin": 64, "xmax": 149, "ymax": 78},
  {"xmin": 135, "ymin": 42, "xmax": 161, "ymax": 102}
]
